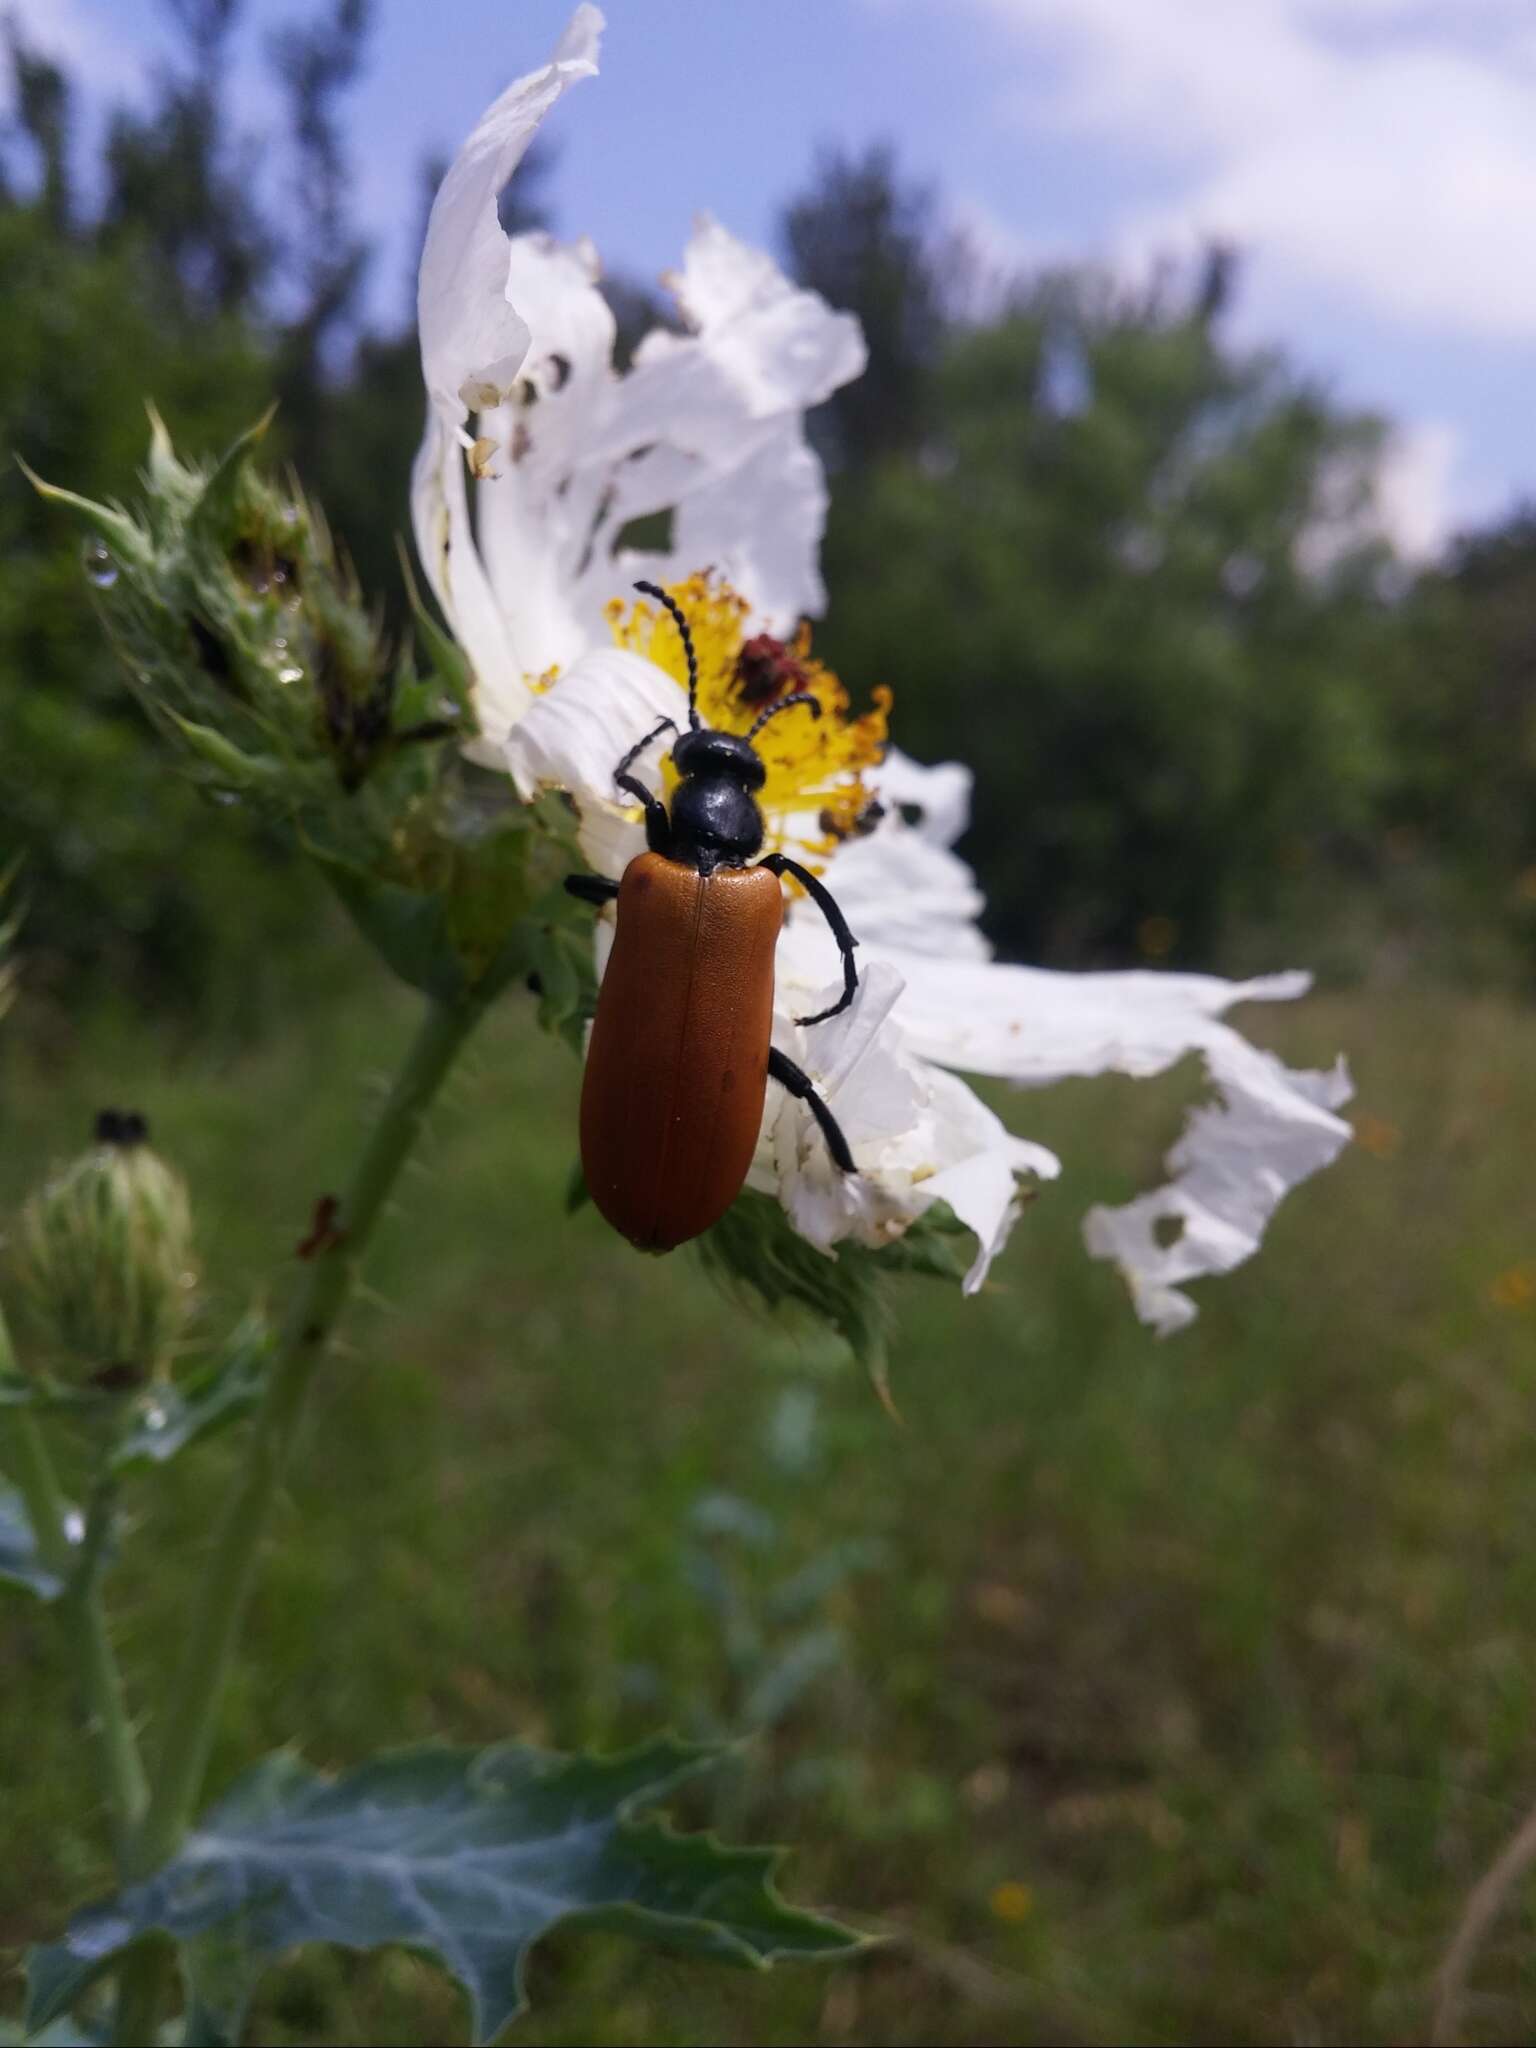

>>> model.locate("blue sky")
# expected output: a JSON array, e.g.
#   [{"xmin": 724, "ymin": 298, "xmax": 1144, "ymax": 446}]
[{"xmin": 27, "ymin": 0, "xmax": 1536, "ymax": 556}]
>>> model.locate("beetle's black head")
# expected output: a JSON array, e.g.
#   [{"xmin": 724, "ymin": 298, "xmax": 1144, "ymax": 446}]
[
  {"xmin": 672, "ymin": 727, "xmax": 765, "ymax": 790},
  {"xmin": 632, "ymin": 579, "xmax": 822, "ymax": 873}
]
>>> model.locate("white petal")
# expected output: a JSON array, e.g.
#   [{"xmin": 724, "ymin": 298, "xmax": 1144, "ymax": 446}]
[
  {"xmin": 876, "ymin": 949, "xmax": 1351, "ymax": 1329},
  {"xmin": 500, "ymin": 645, "xmax": 682, "ymax": 810},
  {"xmin": 664, "ymin": 419, "xmax": 832, "ymax": 632},
  {"xmin": 877, "ymin": 954, "xmax": 1318, "ymax": 1082},
  {"xmin": 870, "ymin": 748, "xmax": 975, "ymax": 849},
  {"xmin": 442, "ymin": 217, "xmax": 865, "ymax": 685},
  {"xmin": 415, "ymin": 7, "xmax": 602, "ymax": 424},
  {"xmin": 1081, "ymin": 1036, "xmax": 1352, "ymax": 1335},
  {"xmin": 472, "ymin": 235, "xmax": 622, "ymax": 678},
  {"xmin": 796, "ymin": 815, "xmax": 990, "ymax": 964},
  {"xmin": 755, "ymin": 963, "xmax": 1055, "ymax": 1293},
  {"xmin": 664, "ymin": 215, "xmax": 868, "ymax": 419},
  {"xmin": 410, "ymin": 410, "xmax": 523, "ymax": 730}
]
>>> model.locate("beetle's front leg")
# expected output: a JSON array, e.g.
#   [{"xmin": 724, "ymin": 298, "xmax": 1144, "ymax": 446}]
[
  {"xmin": 616, "ymin": 773, "xmax": 672, "ymax": 855},
  {"xmin": 564, "ymin": 873, "xmax": 621, "ymax": 909},
  {"xmin": 767, "ymin": 1045, "xmax": 855, "ymax": 1173},
  {"xmin": 757, "ymin": 852, "xmax": 858, "ymax": 1025}
]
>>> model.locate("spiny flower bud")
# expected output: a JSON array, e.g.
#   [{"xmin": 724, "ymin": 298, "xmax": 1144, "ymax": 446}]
[
  {"xmin": 25, "ymin": 409, "xmax": 465, "ymax": 806},
  {"xmin": 14, "ymin": 1110, "xmax": 196, "ymax": 1389},
  {"xmin": 27, "ymin": 413, "xmax": 595, "ymax": 1010}
]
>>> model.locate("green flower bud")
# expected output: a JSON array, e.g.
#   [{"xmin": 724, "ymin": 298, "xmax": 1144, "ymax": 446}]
[
  {"xmin": 23, "ymin": 410, "xmax": 463, "ymax": 806},
  {"xmin": 14, "ymin": 1111, "xmax": 196, "ymax": 1389},
  {"xmin": 25, "ymin": 415, "xmax": 596, "ymax": 1011}
]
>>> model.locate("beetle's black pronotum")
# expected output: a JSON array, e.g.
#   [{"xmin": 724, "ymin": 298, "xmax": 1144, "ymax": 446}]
[{"xmin": 564, "ymin": 580, "xmax": 862, "ymax": 1251}]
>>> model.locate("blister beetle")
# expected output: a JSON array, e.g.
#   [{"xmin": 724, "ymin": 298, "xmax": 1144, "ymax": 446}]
[{"xmin": 565, "ymin": 581, "xmax": 861, "ymax": 1252}]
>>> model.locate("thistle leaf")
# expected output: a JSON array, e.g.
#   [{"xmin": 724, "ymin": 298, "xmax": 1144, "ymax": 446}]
[
  {"xmin": 27, "ymin": 1740, "xmax": 864, "ymax": 2046},
  {"xmin": 110, "ymin": 1316, "xmax": 272, "ymax": 1474},
  {"xmin": 0, "ymin": 1479, "xmax": 68, "ymax": 1600}
]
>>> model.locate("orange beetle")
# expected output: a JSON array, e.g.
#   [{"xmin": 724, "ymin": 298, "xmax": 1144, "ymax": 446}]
[{"xmin": 566, "ymin": 583, "xmax": 859, "ymax": 1252}]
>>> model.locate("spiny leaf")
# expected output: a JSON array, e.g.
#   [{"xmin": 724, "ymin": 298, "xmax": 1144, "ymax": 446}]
[
  {"xmin": 111, "ymin": 1316, "xmax": 272, "ymax": 1474},
  {"xmin": 27, "ymin": 1739, "xmax": 865, "ymax": 2046},
  {"xmin": 0, "ymin": 1478, "xmax": 68, "ymax": 1600},
  {"xmin": 16, "ymin": 457, "xmax": 146, "ymax": 562},
  {"xmin": 696, "ymin": 1195, "xmax": 980, "ymax": 1406},
  {"xmin": 697, "ymin": 1192, "xmax": 890, "ymax": 1375}
]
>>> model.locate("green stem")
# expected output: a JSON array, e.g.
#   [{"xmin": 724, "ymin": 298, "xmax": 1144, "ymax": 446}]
[
  {"xmin": 66, "ymin": 1465, "xmax": 149, "ymax": 1859},
  {"xmin": 3, "ymin": 1308, "xmax": 148, "ymax": 1851},
  {"xmin": 110, "ymin": 994, "xmax": 481, "ymax": 2045},
  {"xmin": 7, "ymin": 1408, "xmax": 72, "ymax": 1580}
]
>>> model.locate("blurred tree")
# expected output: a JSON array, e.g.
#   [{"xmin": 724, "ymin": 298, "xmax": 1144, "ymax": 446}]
[
  {"xmin": 100, "ymin": 0, "xmax": 272, "ymax": 319},
  {"xmin": 0, "ymin": 137, "xmax": 293, "ymax": 1023},
  {"xmin": 1379, "ymin": 514, "xmax": 1536, "ymax": 968},
  {"xmin": 0, "ymin": 4, "xmax": 573, "ymax": 1023},
  {"xmin": 808, "ymin": 244, "xmax": 1396, "ymax": 966},
  {"xmin": 782, "ymin": 143, "xmax": 966, "ymax": 469}
]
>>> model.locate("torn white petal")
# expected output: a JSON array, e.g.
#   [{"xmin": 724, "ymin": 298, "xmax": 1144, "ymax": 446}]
[{"xmin": 1083, "ymin": 1031, "xmax": 1352, "ymax": 1334}]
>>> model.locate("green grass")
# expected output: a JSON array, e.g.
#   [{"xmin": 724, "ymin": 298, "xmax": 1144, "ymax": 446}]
[{"xmin": 4, "ymin": 970, "xmax": 1536, "ymax": 2045}]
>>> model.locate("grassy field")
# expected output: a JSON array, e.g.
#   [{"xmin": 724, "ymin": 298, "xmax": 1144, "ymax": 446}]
[{"xmin": 4, "ymin": 963, "xmax": 1536, "ymax": 2045}]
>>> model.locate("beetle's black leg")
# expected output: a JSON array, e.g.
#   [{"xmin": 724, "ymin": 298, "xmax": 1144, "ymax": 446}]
[
  {"xmin": 616, "ymin": 773, "xmax": 672, "ymax": 854},
  {"xmin": 767, "ymin": 1046, "xmax": 855, "ymax": 1174},
  {"xmin": 564, "ymin": 873, "xmax": 621, "ymax": 908},
  {"xmin": 758, "ymin": 852, "xmax": 859, "ymax": 1026},
  {"xmin": 614, "ymin": 716, "xmax": 678, "ymax": 784}
]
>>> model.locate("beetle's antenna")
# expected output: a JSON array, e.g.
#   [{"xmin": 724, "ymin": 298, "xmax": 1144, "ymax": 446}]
[
  {"xmin": 634, "ymin": 580, "xmax": 700, "ymax": 731},
  {"xmin": 745, "ymin": 691, "xmax": 822, "ymax": 743}
]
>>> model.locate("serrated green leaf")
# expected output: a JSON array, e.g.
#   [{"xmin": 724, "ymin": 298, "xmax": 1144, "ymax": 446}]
[
  {"xmin": 28, "ymin": 1739, "xmax": 864, "ymax": 2045},
  {"xmin": 16, "ymin": 457, "xmax": 147, "ymax": 564},
  {"xmin": 696, "ymin": 1192, "xmax": 890, "ymax": 1376},
  {"xmin": 0, "ymin": 1477, "xmax": 68, "ymax": 1600},
  {"xmin": 111, "ymin": 1317, "xmax": 272, "ymax": 1474},
  {"xmin": 695, "ymin": 1196, "xmax": 984, "ymax": 1408}
]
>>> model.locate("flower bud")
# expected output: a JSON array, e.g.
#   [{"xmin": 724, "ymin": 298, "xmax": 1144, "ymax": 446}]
[
  {"xmin": 24, "ymin": 410, "xmax": 459, "ymax": 807},
  {"xmin": 26, "ymin": 416, "xmax": 594, "ymax": 1006},
  {"xmin": 14, "ymin": 1111, "xmax": 196, "ymax": 1388}
]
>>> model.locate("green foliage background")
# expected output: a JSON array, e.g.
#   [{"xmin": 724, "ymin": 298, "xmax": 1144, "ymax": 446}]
[
  {"xmin": 5, "ymin": 6, "xmax": 1536, "ymax": 2045},
  {"xmin": 3, "ymin": 4, "xmax": 1530, "ymax": 1026}
]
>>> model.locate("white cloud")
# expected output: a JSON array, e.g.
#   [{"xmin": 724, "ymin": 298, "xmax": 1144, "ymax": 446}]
[
  {"xmin": 976, "ymin": 0, "xmax": 1536, "ymax": 343},
  {"xmin": 1373, "ymin": 421, "xmax": 1461, "ymax": 561}
]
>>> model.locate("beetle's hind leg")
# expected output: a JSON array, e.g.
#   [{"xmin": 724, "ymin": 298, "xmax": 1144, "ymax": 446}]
[
  {"xmin": 757, "ymin": 852, "xmax": 858, "ymax": 1025},
  {"xmin": 767, "ymin": 1046, "xmax": 855, "ymax": 1174},
  {"xmin": 564, "ymin": 873, "xmax": 621, "ymax": 909}
]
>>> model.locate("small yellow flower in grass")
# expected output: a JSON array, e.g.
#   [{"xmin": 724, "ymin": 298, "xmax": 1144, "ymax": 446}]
[
  {"xmin": 1489, "ymin": 1264, "xmax": 1536, "ymax": 1311},
  {"xmin": 1351, "ymin": 1112, "xmax": 1402, "ymax": 1161},
  {"xmin": 989, "ymin": 1880, "xmax": 1035, "ymax": 1924}
]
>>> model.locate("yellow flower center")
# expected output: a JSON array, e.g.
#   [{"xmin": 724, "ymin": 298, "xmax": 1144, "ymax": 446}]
[{"xmin": 606, "ymin": 574, "xmax": 891, "ymax": 865}]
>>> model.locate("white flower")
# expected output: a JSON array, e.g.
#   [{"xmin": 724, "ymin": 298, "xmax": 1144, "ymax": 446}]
[
  {"xmin": 411, "ymin": 5, "xmax": 863, "ymax": 746},
  {"xmin": 413, "ymin": 8, "xmax": 1353, "ymax": 1329}
]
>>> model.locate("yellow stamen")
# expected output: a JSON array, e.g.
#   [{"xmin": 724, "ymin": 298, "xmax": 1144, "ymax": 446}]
[{"xmin": 606, "ymin": 573, "xmax": 891, "ymax": 866}]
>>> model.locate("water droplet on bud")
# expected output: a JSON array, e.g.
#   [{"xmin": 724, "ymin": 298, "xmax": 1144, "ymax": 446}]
[
  {"xmin": 83, "ymin": 539, "xmax": 119, "ymax": 588},
  {"xmin": 277, "ymin": 665, "xmax": 304, "ymax": 686}
]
